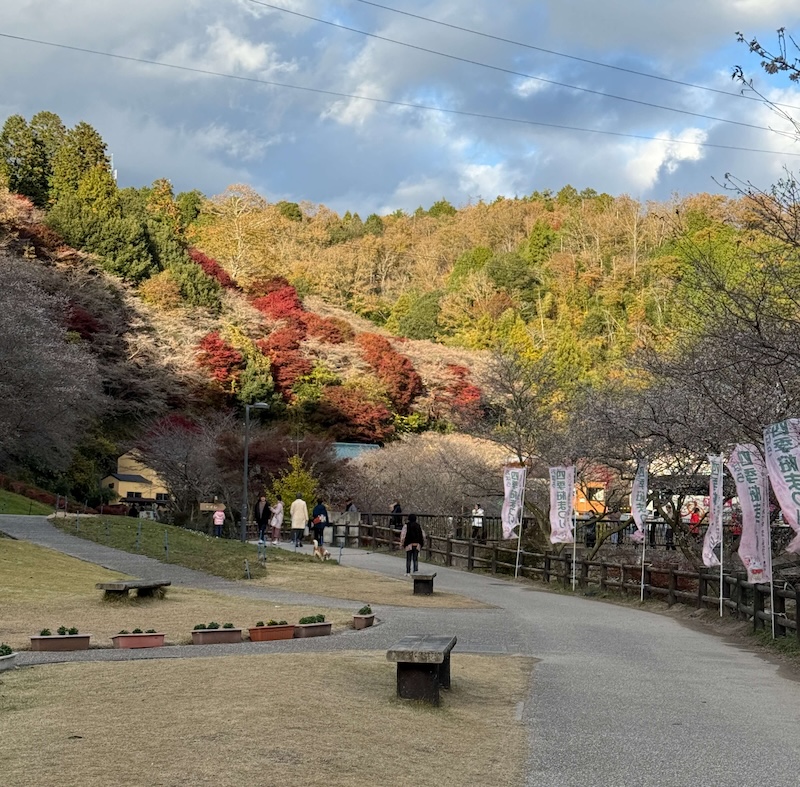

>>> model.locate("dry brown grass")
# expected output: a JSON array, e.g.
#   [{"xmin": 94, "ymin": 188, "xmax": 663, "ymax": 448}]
[
  {"xmin": 0, "ymin": 652, "xmax": 533, "ymax": 787},
  {"xmin": 252, "ymin": 561, "xmax": 490, "ymax": 609},
  {"xmin": 0, "ymin": 540, "xmax": 350, "ymax": 650}
]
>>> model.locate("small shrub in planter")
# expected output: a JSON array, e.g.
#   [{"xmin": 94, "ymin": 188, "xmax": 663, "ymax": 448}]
[
  {"xmin": 249, "ymin": 617, "xmax": 295, "ymax": 641},
  {"xmin": 353, "ymin": 605, "xmax": 375, "ymax": 630},
  {"xmin": 294, "ymin": 614, "xmax": 332, "ymax": 639},
  {"xmin": 192, "ymin": 621, "xmax": 241, "ymax": 645},
  {"xmin": 222, "ymin": 623, "xmax": 234, "ymax": 629},
  {"xmin": 0, "ymin": 643, "xmax": 16, "ymax": 672},
  {"xmin": 112, "ymin": 628, "xmax": 166, "ymax": 649},
  {"xmin": 31, "ymin": 626, "xmax": 91, "ymax": 651}
]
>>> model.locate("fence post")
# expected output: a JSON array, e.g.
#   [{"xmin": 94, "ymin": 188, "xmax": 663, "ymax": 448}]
[
  {"xmin": 753, "ymin": 584, "xmax": 764, "ymax": 632},
  {"xmin": 720, "ymin": 572, "xmax": 730, "ymax": 615},
  {"xmin": 580, "ymin": 559, "xmax": 589, "ymax": 590},
  {"xmin": 599, "ymin": 560, "xmax": 607, "ymax": 591},
  {"xmin": 643, "ymin": 565, "xmax": 651, "ymax": 600},
  {"xmin": 774, "ymin": 590, "xmax": 786, "ymax": 638},
  {"xmin": 795, "ymin": 584, "xmax": 800, "ymax": 644},
  {"xmin": 491, "ymin": 544, "xmax": 498, "ymax": 575},
  {"xmin": 562, "ymin": 553, "xmax": 570, "ymax": 587},
  {"xmin": 697, "ymin": 573, "xmax": 705, "ymax": 608},
  {"xmin": 668, "ymin": 567, "xmax": 676, "ymax": 607},
  {"xmin": 467, "ymin": 541, "xmax": 474, "ymax": 571},
  {"xmin": 446, "ymin": 536, "xmax": 452, "ymax": 568}
]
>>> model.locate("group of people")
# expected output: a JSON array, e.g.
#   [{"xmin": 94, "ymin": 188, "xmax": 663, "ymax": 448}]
[{"xmin": 287, "ymin": 494, "xmax": 330, "ymax": 548}]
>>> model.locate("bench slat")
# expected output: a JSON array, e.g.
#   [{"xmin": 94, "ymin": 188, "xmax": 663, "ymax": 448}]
[
  {"xmin": 387, "ymin": 634, "xmax": 457, "ymax": 664},
  {"xmin": 95, "ymin": 580, "xmax": 171, "ymax": 591}
]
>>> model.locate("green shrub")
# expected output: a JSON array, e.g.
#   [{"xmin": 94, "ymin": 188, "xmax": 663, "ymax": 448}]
[
  {"xmin": 0, "ymin": 643, "xmax": 13, "ymax": 656},
  {"xmin": 132, "ymin": 628, "xmax": 143, "ymax": 634},
  {"xmin": 67, "ymin": 627, "xmax": 79, "ymax": 635},
  {"xmin": 357, "ymin": 605, "xmax": 372, "ymax": 616},
  {"xmin": 145, "ymin": 629, "xmax": 157, "ymax": 634},
  {"xmin": 278, "ymin": 620, "xmax": 288, "ymax": 625},
  {"xmin": 117, "ymin": 629, "xmax": 130, "ymax": 635},
  {"xmin": 57, "ymin": 626, "xmax": 67, "ymax": 635},
  {"xmin": 222, "ymin": 622, "xmax": 234, "ymax": 629},
  {"xmin": 39, "ymin": 628, "xmax": 52, "ymax": 636},
  {"xmin": 193, "ymin": 623, "xmax": 207, "ymax": 630},
  {"xmin": 256, "ymin": 621, "xmax": 266, "ymax": 628},
  {"xmin": 207, "ymin": 622, "xmax": 220, "ymax": 630}
]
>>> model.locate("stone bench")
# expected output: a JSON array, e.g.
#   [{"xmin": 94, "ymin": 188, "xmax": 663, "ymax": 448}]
[
  {"xmin": 412, "ymin": 572, "xmax": 437, "ymax": 595},
  {"xmin": 386, "ymin": 634, "xmax": 457, "ymax": 705},
  {"xmin": 96, "ymin": 580, "xmax": 171, "ymax": 599}
]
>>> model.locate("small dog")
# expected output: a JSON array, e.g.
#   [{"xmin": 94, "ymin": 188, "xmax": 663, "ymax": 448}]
[{"xmin": 312, "ymin": 539, "xmax": 331, "ymax": 561}]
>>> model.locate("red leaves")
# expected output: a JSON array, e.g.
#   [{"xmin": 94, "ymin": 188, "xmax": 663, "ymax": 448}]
[
  {"xmin": 196, "ymin": 331, "xmax": 243, "ymax": 387},
  {"xmin": 188, "ymin": 248, "xmax": 237, "ymax": 289},
  {"xmin": 251, "ymin": 285, "xmax": 304, "ymax": 320},
  {"xmin": 301, "ymin": 313, "xmax": 354, "ymax": 344},
  {"xmin": 66, "ymin": 304, "xmax": 101, "ymax": 339},
  {"xmin": 441, "ymin": 364, "xmax": 483, "ymax": 425},
  {"xmin": 355, "ymin": 332, "xmax": 424, "ymax": 414},
  {"xmin": 315, "ymin": 386, "xmax": 395, "ymax": 443}
]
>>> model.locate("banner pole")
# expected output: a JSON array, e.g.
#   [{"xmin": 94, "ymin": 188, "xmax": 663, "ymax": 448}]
[
  {"xmin": 514, "ymin": 483, "xmax": 527, "ymax": 580},
  {"xmin": 719, "ymin": 515, "xmax": 724, "ymax": 618}
]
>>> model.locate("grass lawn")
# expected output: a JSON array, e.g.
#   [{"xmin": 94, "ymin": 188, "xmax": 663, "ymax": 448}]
[
  {"xmin": 0, "ymin": 652, "xmax": 533, "ymax": 787},
  {"xmin": 0, "ymin": 489, "xmax": 53, "ymax": 516},
  {"xmin": 50, "ymin": 516, "xmax": 488, "ymax": 609},
  {"xmin": 0, "ymin": 539, "xmax": 350, "ymax": 651}
]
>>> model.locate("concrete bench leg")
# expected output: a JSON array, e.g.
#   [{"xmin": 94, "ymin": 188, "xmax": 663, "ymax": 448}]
[
  {"xmin": 413, "ymin": 579, "xmax": 434, "ymax": 595},
  {"xmin": 102, "ymin": 590, "xmax": 129, "ymax": 600},
  {"xmin": 397, "ymin": 663, "xmax": 441, "ymax": 705},
  {"xmin": 439, "ymin": 654, "xmax": 451, "ymax": 690}
]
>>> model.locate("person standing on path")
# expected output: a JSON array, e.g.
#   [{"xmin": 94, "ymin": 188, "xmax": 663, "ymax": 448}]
[
  {"xmin": 471, "ymin": 503, "xmax": 484, "ymax": 541},
  {"xmin": 269, "ymin": 498, "xmax": 284, "ymax": 544},
  {"xmin": 212, "ymin": 508, "xmax": 225, "ymax": 538},
  {"xmin": 399, "ymin": 514, "xmax": 426, "ymax": 575},
  {"xmin": 290, "ymin": 493, "xmax": 309, "ymax": 548},
  {"xmin": 390, "ymin": 500, "xmax": 402, "ymax": 549},
  {"xmin": 254, "ymin": 495, "xmax": 271, "ymax": 542}
]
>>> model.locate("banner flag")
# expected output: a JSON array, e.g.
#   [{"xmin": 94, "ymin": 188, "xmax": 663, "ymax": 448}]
[
  {"xmin": 501, "ymin": 465, "xmax": 527, "ymax": 539},
  {"xmin": 727, "ymin": 444, "xmax": 772, "ymax": 584},
  {"xmin": 630, "ymin": 461, "xmax": 648, "ymax": 544},
  {"xmin": 703, "ymin": 455, "xmax": 724, "ymax": 567},
  {"xmin": 548, "ymin": 466, "xmax": 575, "ymax": 544},
  {"xmin": 764, "ymin": 419, "xmax": 800, "ymax": 554}
]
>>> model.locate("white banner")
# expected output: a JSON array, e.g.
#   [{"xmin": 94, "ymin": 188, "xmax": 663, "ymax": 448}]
[
  {"xmin": 630, "ymin": 461, "xmax": 648, "ymax": 544},
  {"xmin": 764, "ymin": 419, "xmax": 800, "ymax": 554},
  {"xmin": 727, "ymin": 444, "xmax": 772, "ymax": 584},
  {"xmin": 702, "ymin": 455, "xmax": 724, "ymax": 567},
  {"xmin": 548, "ymin": 466, "xmax": 575, "ymax": 544},
  {"xmin": 501, "ymin": 465, "xmax": 527, "ymax": 539}
]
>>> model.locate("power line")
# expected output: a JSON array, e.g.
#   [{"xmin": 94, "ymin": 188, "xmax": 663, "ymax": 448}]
[
  {"xmin": 350, "ymin": 0, "xmax": 800, "ymax": 114},
  {"xmin": 243, "ymin": 0, "xmax": 797, "ymax": 140},
  {"xmin": 2, "ymin": 31, "xmax": 799, "ymax": 158}
]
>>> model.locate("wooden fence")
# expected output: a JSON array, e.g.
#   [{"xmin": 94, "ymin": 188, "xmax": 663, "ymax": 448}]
[{"xmin": 337, "ymin": 518, "xmax": 800, "ymax": 642}]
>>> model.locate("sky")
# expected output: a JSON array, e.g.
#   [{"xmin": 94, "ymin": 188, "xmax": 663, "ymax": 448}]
[{"xmin": 2, "ymin": 0, "xmax": 800, "ymax": 215}]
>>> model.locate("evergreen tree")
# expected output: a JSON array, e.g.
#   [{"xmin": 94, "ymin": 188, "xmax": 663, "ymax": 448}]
[
  {"xmin": 0, "ymin": 114, "xmax": 48, "ymax": 205},
  {"xmin": 50, "ymin": 121, "xmax": 109, "ymax": 202}
]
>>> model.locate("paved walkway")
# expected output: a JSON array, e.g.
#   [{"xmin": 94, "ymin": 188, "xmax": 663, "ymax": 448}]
[{"xmin": 3, "ymin": 514, "xmax": 800, "ymax": 786}]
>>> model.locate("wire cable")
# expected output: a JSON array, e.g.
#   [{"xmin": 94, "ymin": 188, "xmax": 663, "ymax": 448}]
[
  {"xmin": 2, "ymin": 31, "xmax": 799, "ymax": 157},
  {"xmin": 350, "ymin": 0, "xmax": 800, "ymax": 113},
  {"xmin": 245, "ymin": 0, "xmax": 798, "ymax": 139}
]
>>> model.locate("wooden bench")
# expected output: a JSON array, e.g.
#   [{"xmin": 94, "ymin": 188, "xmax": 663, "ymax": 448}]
[
  {"xmin": 412, "ymin": 572, "xmax": 437, "ymax": 595},
  {"xmin": 95, "ymin": 580, "xmax": 171, "ymax": 599},
  {"xmin": 386, "ymin": 634, "xmax": 457, "ymax": 705}
]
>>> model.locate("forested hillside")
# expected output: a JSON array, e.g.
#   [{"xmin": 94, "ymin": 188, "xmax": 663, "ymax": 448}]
[{"xmin": 0, "ymin": 109, "xmax": 767, "ymax": 522}]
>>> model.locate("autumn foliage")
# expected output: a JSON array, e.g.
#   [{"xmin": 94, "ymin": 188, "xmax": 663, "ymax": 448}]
[
  {"xmin": 313, "ymin": 386, "xmax": 395, "ymax": 443},
  {"xmin": 444, "ymin": 364, "xmax": 483, "ymax": 424},
  {"xmin": 196, "ymin": 331, "xmax": 243, "ymax": 389},
  {"xmin": 355, "ymin": 333, "xmax": 424, "ymax": 414},
  {"xmin": 302, "ymin": 313, "xmax": 354, "ymax": 344},
  {"xmin": 188, "ymin": 248, "xmax": 238, "ymax": 289},
  {"xmin": 251, "ymin": 285, "xmax": 304, "ymax": 320}
]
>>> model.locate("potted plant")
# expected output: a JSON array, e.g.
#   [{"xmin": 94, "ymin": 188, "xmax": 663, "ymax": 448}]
[
  {"xmin": 0, "ymin": 643, "xmax": 17, "ymax": 672},
  {"xmin": 191, "ymin": 622, "xmax": 242, "ymax": 645},
  {"xmin": 30, "ymin": 626, "xmax": 91, "ymax": 652},
  {"xmin": 294, "ymin": 614, "xmax": 332, "ymax": 638},
  {"xmin": 111, "ymin": 628, "xmax": 166, "ymax": 649},
  {"xmin": 353, "ymin": 605, "xmax": 375, "ymax": 630},
  {"xmin": 249, "ymin": 620, "xmax": 295, "ymax": 642}
]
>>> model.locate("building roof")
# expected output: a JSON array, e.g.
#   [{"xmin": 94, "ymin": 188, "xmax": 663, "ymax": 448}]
[
  {"xmin": 334, "ymin": 442, "xmax": 381, "ymax": 460},
  {"xmin": 107, "ymin": 473, "xmax": 152, "ymax": 484}
]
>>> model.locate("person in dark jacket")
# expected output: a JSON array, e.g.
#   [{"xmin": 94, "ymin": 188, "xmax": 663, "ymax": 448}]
[
  {"xmin": 311, "ymin": 499, "xmax": 329, "ymax": 547},
  {"xmin": 254, "ymin": 495, "xmax": 271, "ymax": 542},
  {"xmin": 399, "ymin": 514, "xmax": 426, "ymax": 575}
]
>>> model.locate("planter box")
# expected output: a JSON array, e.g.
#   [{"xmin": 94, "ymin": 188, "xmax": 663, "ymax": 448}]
[
  {"xmin": 249, "ymin": 625, "xmax": 295, "ymax": 642},
  {"xmin": 294, "ymin": 622, "xmax": 332, "ymax": 639},
  {"xmin": 191, "ymin": 628, "xmax": 242, "ymax": 645},
  {"xmin": 30, "ymin": 635, "xmax": 91, "ymax": 652},
  {"xmin": 0, "ymin": 652, "xmax": 17, "ymax": 672},
  {"xmin": 112, "ymin": 632, "xmax": 166, "ymax": 649},
  {"xmin": 353, "ymin": 614, "xmax": 375, "ymax": 630}
]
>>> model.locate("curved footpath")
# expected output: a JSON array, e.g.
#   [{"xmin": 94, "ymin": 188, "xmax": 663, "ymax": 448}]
[{"xmin": 3, "ymin": 514, "xmax": 800, "ymax": 786}]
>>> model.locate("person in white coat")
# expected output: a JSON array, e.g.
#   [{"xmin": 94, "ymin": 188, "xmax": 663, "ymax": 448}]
[
  {"xmin": 270, "ymin": 498, "xmax": 284, "ymax": 545},
  {"xmin": 289, "ymin": 494, "xmax": 309, "ymax": 548}
]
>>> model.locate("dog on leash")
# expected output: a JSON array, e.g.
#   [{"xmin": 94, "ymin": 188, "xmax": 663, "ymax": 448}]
[{"xmin": 312, "ymin": 539, "xmax": 331, "ymax": 561}]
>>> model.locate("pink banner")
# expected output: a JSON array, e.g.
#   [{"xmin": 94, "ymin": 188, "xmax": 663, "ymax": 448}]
[
  {"xmin": 548, "ymin": 466, "xmax": 575, "ymax": 544},
  {"xmin": 501, "ymin": 465, "xmax": 527, "ymax": 539},
  {"xmin": 630, "ymin": 462, "xmax": 648, "ymax": 544},
  {"xmin": 727, "ymin": 444, "xmax": 772, "ymax": 584},
  {"xmin": 763, "ymin": 419, "xmax": 800, "ymax": 554},
  {"xmin": 702, "ymin": 455, "xmax": 724, "ymax": 567}
]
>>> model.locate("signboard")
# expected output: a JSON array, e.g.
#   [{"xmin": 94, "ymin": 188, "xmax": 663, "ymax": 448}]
[{"xmin": 199, "ymin": 502, "xmax": 226, "ymax": 512}]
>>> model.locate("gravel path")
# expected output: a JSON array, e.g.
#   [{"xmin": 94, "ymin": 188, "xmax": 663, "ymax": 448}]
[{"xmin": 3, "ymin": 514, "xmax": 800, "ymax": 786}]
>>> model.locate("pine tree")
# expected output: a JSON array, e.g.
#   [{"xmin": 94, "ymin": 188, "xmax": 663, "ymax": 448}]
[{"xmin": 50, "ymin": 121, "xmax": 109, "ymax": 202}]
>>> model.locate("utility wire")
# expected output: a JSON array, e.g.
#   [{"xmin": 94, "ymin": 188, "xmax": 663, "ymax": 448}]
[
  {"xmin": 350, "ymin": 0, "xmax": 800, "ymax": 113},
  {"xmin": 2, "ymin": 31, "xmax": 799, "ymax": 158},
  {"xmin": 245, "ymin": 0, "xmax": 798, "ymax": 139}
]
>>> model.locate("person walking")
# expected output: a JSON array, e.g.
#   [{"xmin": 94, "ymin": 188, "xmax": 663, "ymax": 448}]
[
  {"xmin": 290, "ymin": 493, "xmax": 309, "ymax": 548},
  {"xmin": 269, "ymin": 498, "xmax": 284, "ymax": 545},
  {"xmin": 400, "ymin": 514, "xmax": 426, "ymax": 575},
  {"xmin": 311, "ymin": 498, "xmax": 329, "ymax": 547},
  {"xmin": 212, "ymin": 508, "xmax": 225, "ymax": 538},
  {"xmin": 390, "ymin": 500, "xmax": 403, "ymax": 549},
  {"xmin": 254, "ymin": 495, "xmax": 271, "ymax": 543}
]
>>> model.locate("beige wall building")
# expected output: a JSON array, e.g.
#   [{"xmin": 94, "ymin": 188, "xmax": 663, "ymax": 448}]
[{"xmin": 102, "ymin": 452, "xmax": 169, "ymax": 507}]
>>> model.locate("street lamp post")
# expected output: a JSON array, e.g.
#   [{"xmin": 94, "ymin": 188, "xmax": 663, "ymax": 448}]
[{"xmin": 241, "ymin": 401, "xmax": 270, "ymax": 542}]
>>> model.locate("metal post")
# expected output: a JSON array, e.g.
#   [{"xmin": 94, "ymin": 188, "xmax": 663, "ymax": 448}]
[
  {"xmin": 241, "ymin": 404, "xmax": 250, "ymax": 543},
  {"xmin": 136, "ymin": 520, "xmax": 142, "ymax": 552},
  {"xmin": 164, "ymin": 530, "xmax": 169, "ymax": 561}
]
